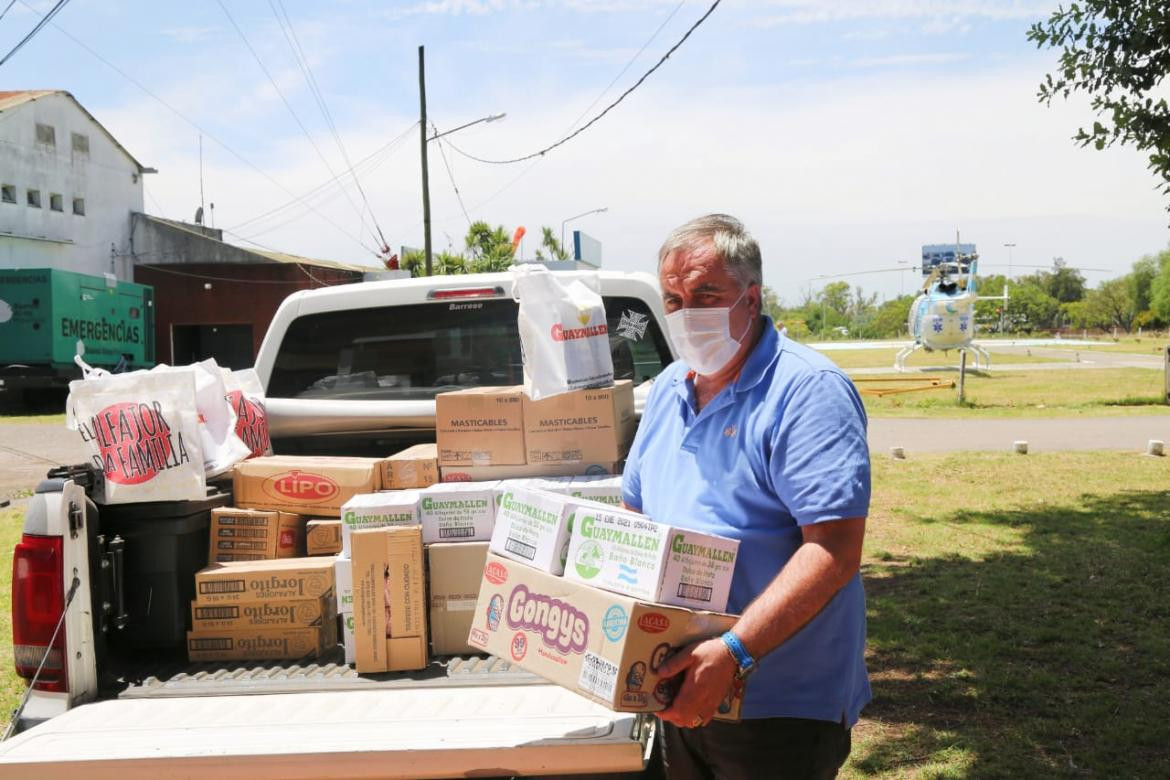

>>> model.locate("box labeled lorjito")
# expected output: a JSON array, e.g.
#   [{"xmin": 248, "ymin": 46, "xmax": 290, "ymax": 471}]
[
  {"xmin": 382, "ymin": 443, "xmax": 440, "ymax": 489},
  {"xmin": 490, "ymin": 484, "xmax": 573, "ymax": 575},
  {"xmin": 523, "ymin": 381, "xmax": 635, "ymax": 464},
  {"xmin": 194, "ymin": 557, "xmax": 335, "ymax": 604},
  {"xmin": 208, "ymin": 508, "xmax": 305, "ymax": 562},
  {"xmin": 428, "ymin": 542, "xmax": 490, "ymax": 655},
  {"xmin": 187, "ymin": 621, "xmax": 336, "ymax": 662},
  {"xmin": 564, "ymin": 504, "xmax": 739, "ymax": 613},
  {"xmin": 418, "ymin": 482, "xmax": 497, "ymax": 543},
  {"xmin": 340, "ymin": 490, "xmax": 420, "ymax": 556},
  {"xmin": 190, "ymin": 594, "xmax": 334, "ymax": 631},
  {"xmin": 435, "ymin": 386, "xmax": 526, "ymax": 466},
  {"xmin": 467, "ymin": 553, "xmax": 743, "ymax": 718},
  {"xmin": 233, "ymin": 456, "xmax": 382, "ymax": 517},
  {"xmin": 440, "ymin": 461, "xmax": 621, "ymax": 483},
  {"xmin": 569, "ymin": 475, "xmax": 624, "ymax": 507},
  {"xmin": 306, "ymin": 519, "xmax": 342, "ymax": 556},
  {"xmin": 351, "ymin": 525, "xmax": 428, "ymax": 673}
]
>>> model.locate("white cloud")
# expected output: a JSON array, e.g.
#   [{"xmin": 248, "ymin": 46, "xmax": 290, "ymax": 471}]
[
  {"xmin": 750, "ymin": 0, "xmax": 1055, "ymax": 28},
  {"xmin": 852, "ymin": 52, "xmax": 971, "ymax": 67}
]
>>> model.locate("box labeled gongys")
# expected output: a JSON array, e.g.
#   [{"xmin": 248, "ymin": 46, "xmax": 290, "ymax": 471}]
[
  {"xmin": 233, "ymin": 456, "xmax": 382, "ymax": 517},
  {"xmin": 467, "ymin": 553, "xmax": 744, "ymax": 719}
]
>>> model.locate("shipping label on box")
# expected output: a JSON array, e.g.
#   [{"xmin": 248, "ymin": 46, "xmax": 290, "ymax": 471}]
[
  {"xmin": 490, "ymin": 485, "xmax": 574, "ymax": 575},
  {"xmin": 334, "ymin": 555, "xmax": 353, "ymax": 614},
  {"xmin": 466, "ymin": 553, "xmax": 744, "ymax": 718},
  {"xmin": 306, "ymin": 519, "xmax": 342, "ymax": 556},
  {"xmin": 351, "ymin": 525, "xmax": 427, "ymax": 673},
  {"xmin": 382, "ymin": 443, "xmax": 440, "ymax": 489},
  {"xmin": 209, "ymin": 508, "xmax": 305, "ymax": 562},
  {"xmin": 569, "ymin": 475, "xmax": 624, "ymax": 507},
  {"xmin": 435, "ymin": 386, "xmax": 526, "ymax": 466},
  {"xmin": 194, "ymin": 557, "xmax": 335, "ymax": 604},
  {"xmin": 523, "ymin": 381, "xmax": 635, "ymax": 465},
  {"xmin": 233, "ymin": 456, "xmax": 383, "ymax": 517},
  {"xmin": 564, "ymin": 504, "xmax": 739, "ymax": 613},
  {"xmin": 340, "ymin": 490, "xmax": 420, "ymax": 556},
  {"xmin": 191, "ymin": 594, "xmax": 334, "ymax": 631},
  {"xmin": 187, "ymin": 625, "xmax": 333, "ymax": 662},
  {"xmin": 418, "ymin": 482, "xmax": 497, "ymax": 543},
  {"xmin": 428, "ymin": 542, "xmax": 490, "ymax": 655},
  {"xmin": 441, "ymin": 461, "xmax": 621, "ymax": 482}
]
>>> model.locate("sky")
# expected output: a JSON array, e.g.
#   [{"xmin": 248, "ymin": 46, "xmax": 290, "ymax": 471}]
[{"xmin": 2, "ymin": 0, "xmax": 1168, "ymax": 304}]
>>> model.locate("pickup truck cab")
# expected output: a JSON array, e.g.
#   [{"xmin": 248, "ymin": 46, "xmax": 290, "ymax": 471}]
[{"xmin": 0, "ymin": 269, "xmax": 676, "ymax": 778}]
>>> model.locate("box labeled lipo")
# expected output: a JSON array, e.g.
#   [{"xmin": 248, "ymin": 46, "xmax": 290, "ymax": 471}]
[
  {"xmin": 340, "ymin": 490, "xmax": 420, "ymax": 556},
  {"xmin": 489, "ymin": 484, "xmax": 574, "ymax": 575},
  {"xmin": 418, "ymin": 481, "xmax": 497, "ymax": 543}
]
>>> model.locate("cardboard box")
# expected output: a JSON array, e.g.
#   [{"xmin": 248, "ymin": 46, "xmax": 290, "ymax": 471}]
[
  {"xmin": 523, "ymin": 381, "xmax": 635, "ymax": 465},
  {"xmin": 233, "ymin": 456, "xmax": 383, "ymax": 517},
  {"xmin": 418, "ymin": 482, "xmax": 497, "ymax": 543},
  {"xmin": 490, "ymin": 484, "xmax": 574, "ymax": 575},
  {"xmin": 440, "ymin": 461, "xmax": 621, "ymax": 482},
  {"xmin": 340, "ymin": 490, "xmax": 420, "ymax": 556},
  {"xmin": 334, "ymin": 555, "xmax": 353, "ymax": 614},
  {"xmin": 350, "ymin": 526, "xmax": 428, "ymax": 673},
  {"xmin": 382, "ymin": 443, "xmax": 440, "ymax": 489},
  {"xmin": 467, "ymin": 553, "xmax": 743, "ymax": 718},
  {"xmin": 568, "ymin": 475, "xmax": 624, "ymax": 507},
  {"xmin": 209, "ymin": 508, "xmax": 305, "ymax": 563},
  {"xmin": 435, "ymin": 386, "xmax": 526, "ymax": 467},
  {"xmin": 340, "ymin": 612, "xmax": 355, "ymax": 664},
  {"xmin": 187, "ymin": 621, "xmax": 337, "ymax": 662},
  {"xmin": 190, "ymin": 594, "xmax": 334, "ymax": 631},
  {"xmin": 563, "ymin": 503, "xmax": 739, "ymax": 613},
  {"xmin": 428, "ymin": 542, "xmax": 490, "ymax": 655},
  {"xmin": 194, "ymin": 557, "xmax": 335, "ymax": 604},
  {"xmin": 306, "ymin": 519, "xmax": 342, "ymax": 556}
]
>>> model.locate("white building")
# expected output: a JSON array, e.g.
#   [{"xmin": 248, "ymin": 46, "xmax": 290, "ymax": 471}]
[{"xmin": 0, "ymin": 90, "xmax": 153, "ymax": 280}]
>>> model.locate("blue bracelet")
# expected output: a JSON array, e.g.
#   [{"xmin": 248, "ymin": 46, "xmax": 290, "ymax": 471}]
[{"xmin": 721, "ymin": 630, "xmax": 756, "ymax": 678}]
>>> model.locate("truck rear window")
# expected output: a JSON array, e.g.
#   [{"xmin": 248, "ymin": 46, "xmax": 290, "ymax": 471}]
[{"xmin": 267, "ymin": 296, "xmax": 672, "ymax": 400}]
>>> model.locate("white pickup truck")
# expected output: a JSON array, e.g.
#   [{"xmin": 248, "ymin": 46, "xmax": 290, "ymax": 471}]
[{"xmin": 0, "ymin": 270, "xmax": 677, "ymax": 778}]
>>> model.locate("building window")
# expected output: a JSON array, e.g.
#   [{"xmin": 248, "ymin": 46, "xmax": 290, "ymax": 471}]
[
  {"xmin": 35, "ymin": 123, "xmax": 55, "ymax": 147},
  {"xmin": 27, "ymin": 189, "xmax": 41, "ymax": 208},
  {"xmin": 1, "ymin": 184, "xmax": 14, "ymax": 204},
  {"xmin": 72, "ymin": 197, "xmax": 85, "ymax": 216},
  {"xmin": 71, "ymin": 132, "xmax": 89, "ymax": 156},
  {"xmin": 49, "ymin": 193, "xmax": 63, "ymax": 212}
]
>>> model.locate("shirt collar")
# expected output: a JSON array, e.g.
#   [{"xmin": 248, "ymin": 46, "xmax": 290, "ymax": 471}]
[{"xmin": 669, "ymin": 315, "xmax": 782, "ymax": 401}]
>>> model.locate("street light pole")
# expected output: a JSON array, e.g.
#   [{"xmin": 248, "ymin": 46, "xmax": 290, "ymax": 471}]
[
  {"xmin": 419, "ymin": 45, "xmax": 433, "ymax": 276},
  {"xmin": 561, "ymin": 207, "xmax": 608, "ymax": 259},
  {"xmin": 1002, "ymin": 242, "xmax": 1016, "ymax": 333}
]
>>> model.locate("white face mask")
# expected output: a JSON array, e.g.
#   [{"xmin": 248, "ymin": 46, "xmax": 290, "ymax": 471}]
[{"xmin": 664, "ymin": 287, "xmax": 751, "ymax": 375}]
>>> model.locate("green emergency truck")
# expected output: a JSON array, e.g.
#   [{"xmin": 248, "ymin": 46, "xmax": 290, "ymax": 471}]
[{"xmin": 0, "ymin": 268, "xmax": 154, "ymax": 407}]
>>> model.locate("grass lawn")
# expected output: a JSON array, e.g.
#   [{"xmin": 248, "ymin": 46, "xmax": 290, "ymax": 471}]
[
  {"xmin": 0, "ymin": 506, "xmax": 26, "ymax": 730},
  {"xmin": 824, "ymin": 349, "xmax": 1062, "ymax": 371},
  {"xmin": 1020, "ymin": 337, "xmax": 1169, "ymax": 355},
  {"xmin": 845, "ymin": 451, "xmax": 1170, "ymax": 778},
  {"xmin": 0, "ymin": 413, "xmax": 65, "ymax": 426}
]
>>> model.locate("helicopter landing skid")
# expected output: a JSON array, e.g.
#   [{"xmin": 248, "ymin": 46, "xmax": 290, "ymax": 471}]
[
  {"xmin": 964, "ymin": 343, "xmax": 992, "ymax": 370},
  {"xmin": 893, "ymin": 342, "xmax": 921, "ymax": 372},
  {"xmin": 894, "ymin": 342, "xmax": 992, "ymax": 372}
]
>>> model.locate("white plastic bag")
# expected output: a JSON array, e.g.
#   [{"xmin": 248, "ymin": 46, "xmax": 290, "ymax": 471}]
[
  {"xmin": 222, "ymin": 367, "xmax": 273, "ymax": 459},
  {"xmin": 66, "ymin": 370, "xmax": 207, "ymax": 503},
  {"xmin": 151, "ymin": 359, "xmax": 251, "ymax": 478},
  {"xmin": 514, "ymin": 265, "xmax": 613, "ymax": 400}
]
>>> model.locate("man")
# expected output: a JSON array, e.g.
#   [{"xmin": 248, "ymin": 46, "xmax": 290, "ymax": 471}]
[{"xmin": 622, "ymin": 214, "xmax": 871, "ymax": 779}]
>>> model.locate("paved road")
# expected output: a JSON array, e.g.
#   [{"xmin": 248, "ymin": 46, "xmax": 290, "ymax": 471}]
[{"xmin": 0, "ymin": 423, "xmax": 88, "ymax": 501}]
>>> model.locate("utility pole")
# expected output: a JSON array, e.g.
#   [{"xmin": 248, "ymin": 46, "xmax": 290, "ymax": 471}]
[{"xmin": 419, "ymin": 45, "xmax": 433, "ymax": 276}]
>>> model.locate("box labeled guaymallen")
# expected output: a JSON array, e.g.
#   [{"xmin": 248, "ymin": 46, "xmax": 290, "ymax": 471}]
[
  {"xmin": 523, "ymin": 381, "xmax": 635, "ymax": 464},
  {"xmin": 569, "ymin": 475, "xmax": 624, "ymax": 507},
  {"xmin": 350, "ymin": 525, "xmax": 428, "ymax": 673},
  {"xmin": 306, "ymin": 519, "xmax": 342, "ymax": 556},
  {"xmin": 190, "ymin": 594, "xmax": 333, "ymax": 631},
  {"xmin": 440, "ymin": 461, "xmax": 621, "ymax": 483},
  {"xmin": 563, "ymin": 503, "xmax": 739, "ymax": 612},
  {"xmin": 435, "ymin": 386, "xmax": 526, "ymax": 466},
  {"xmin": 418, "ymin": 482, "xmax": 497, "ymax": 543},
  {"xmin": 194, "ymin": 557, "xmax": 335, "ymax": 604},
  {"xmin": 489, "ymin": 484, "xmax": 574, "ymax": 575},
  {"xmin": 233, "ymin": 456, "xmax": 382, "ymax": 517},
  {"xmin": 187, "ymin": 621, "xmax": 336, "ymax": 662},
  {"xmin": 467, "ymin": 553, "xmax": 743, "ymax": 718},
  {"xmin": 382, "ymin": 443, "xmax": 440, "ymax": 489},
  {"xmin": 208, "ymin": 508, "xmax": 305, "ymax": 562},
  {"xmin": 428, "ymin": 542, "xmax": 489, "ymax": 655},
  {"xmin": 339, "ymin": 490, "xmax": 420, "ymax": 556},
  {"xmin": 334, "ymin": 555, "xmax": 353, "ymax": 614}
]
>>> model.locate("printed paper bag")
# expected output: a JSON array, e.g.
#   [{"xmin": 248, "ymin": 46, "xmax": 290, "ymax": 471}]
[
  {"xmin": 223, "ymin": 367, "xmax": 273, "ymax": 459},
  {"xmin": 152, "ymin": 359, "xmax": 250, "ymax": 477}
]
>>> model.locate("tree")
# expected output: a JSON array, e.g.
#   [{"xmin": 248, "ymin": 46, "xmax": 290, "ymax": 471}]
[
  {"xmin": 1048, "ymin": 259, "xmax": 1087, "ymax": 303},
  {"xmin": 869, "ymin": 296, "xmax": 913, "ymax": 339},
  {"xmin": 1029, "ymin": 3, "xmax": 1170, "ymax": 210},
  {"xmin": 1128, "ymin": 255, "xmax": 1158, "ymax": 315},
  {"xmin": 1086, "ymin": 278, "xmax": 1138, "ymax": 332},
  {"xmin": 533, "ymin": 227, "xmax": 569, "ymax": 262},
  {"xmin": 1151, "ymin": 248, "xmax": 1170, "ymax": 322},
  {"xmin": 760, "ymin": 285, "xmax": 784, "ymax": 323},
  {"xmin": 1007, "ymin": 282, "xmax": 1061, "ymax": 332}
]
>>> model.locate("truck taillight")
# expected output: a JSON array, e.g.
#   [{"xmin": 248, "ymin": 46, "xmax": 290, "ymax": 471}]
[
  {"xmin": 11, "ymin": 534, "xmax": 67, "ymax": 693},
  {"xmin": 428, "ymin": 286, "xmax": 505, "ymax": 300}
]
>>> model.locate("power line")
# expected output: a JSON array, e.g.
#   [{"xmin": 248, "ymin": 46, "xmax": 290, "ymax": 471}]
[
  {"xmin": 431, "ymin": 125, "xmax": 472, "ymax": 228},
  {"xmin": 135, "ymin": 261, "xmax": 354, "ymax": 285},
  {"xmin": 0, "ymin": 0, "xmax": 71, "ymax": 68},
  {"xmin": 444, "ymin": 0, "xmax": 721, "ymax": 166},
  {"xmin": 0, "ymin": 0, "xmax": 19, "ymax": 24}
]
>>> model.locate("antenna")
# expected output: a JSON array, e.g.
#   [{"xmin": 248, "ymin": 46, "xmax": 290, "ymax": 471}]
[{"xmin": 199, "ymin": 134, "xmax": 206, "ymax": 224}]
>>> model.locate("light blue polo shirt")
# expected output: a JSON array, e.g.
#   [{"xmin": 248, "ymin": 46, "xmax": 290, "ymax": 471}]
[{"xmin": 622, "ymin": 317, "xmax": 871, "ymax": 725}]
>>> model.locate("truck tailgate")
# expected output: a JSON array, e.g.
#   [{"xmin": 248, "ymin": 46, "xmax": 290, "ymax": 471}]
[{"xmin": 0, "ymin": 684, "xmax": 649, "ymax": 778}]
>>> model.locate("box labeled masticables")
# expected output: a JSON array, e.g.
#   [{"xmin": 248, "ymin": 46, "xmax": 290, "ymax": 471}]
[
  {"xmin": 190, "ymin": 594, "xmax": 334, "ymax": 631},
  {"xmin": 428, "ymin": 542, "xmax": 490, "ymax": 655},
  {"xmin": 489, "ymin": 484, "xmax": 574, "ymax": 575},
  {"xmin": 340, "ymin": 490, "xmax": 420, "ymax": 556},
  {"xmin": 440, "ymin": 461, "xmax": 622, "ymax": 483},
  {"xmin": 194, "ymin": 557, "xmax": 335, "ymax": 604},
  {"xmin": 306, "ymin": 518, "xmax": 342, "ymax": 556},
  {"xmin": 523, "ymin": 381, "xmax": 635, "ymax": 464},
  {"xmin": 467, "ymin": 553, "xmax": 744, "ymax": 719},
  {"xmin": 435, "ymin": 386, "xmax": 526, "ymax": 467},
  {"xmin": 208, "ymin": 508, "xmax": 305, "ymax": 562},
  {"xmin": 418, "ymin": 482, "xmax": 497, "ymax": 544},
  {"xmin": 233, "ymin": 456, "xmax": 383, "ymax": 517},
  {"xmin": 350, "ymin": 525, "xmax": 428, "ymax": 673},
  {"xmin": 382, "ymin": 443, "xmax": 440, "ymax": 489},
  {"xmin": 187, "ymin": 618, "xmax": 337, "ymax": 662},
  {"xmin": 563, "ymin": 503, "xmax": 739, "ymax": 613}
]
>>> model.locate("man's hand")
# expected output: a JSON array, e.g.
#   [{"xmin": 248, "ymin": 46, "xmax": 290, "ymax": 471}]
[{"xmin": 657, "ymin": 637, "xmax": 737, "ymax": 728}]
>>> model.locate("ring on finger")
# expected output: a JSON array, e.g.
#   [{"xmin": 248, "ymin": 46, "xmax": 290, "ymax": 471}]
[{"xmin": 690, "ymin": 715, "xmax": 704, "ymax": 728}]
